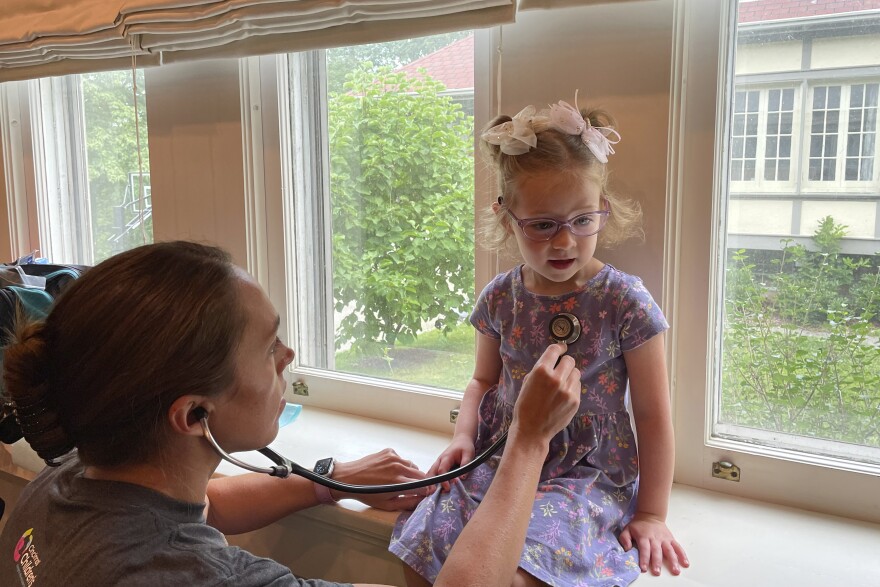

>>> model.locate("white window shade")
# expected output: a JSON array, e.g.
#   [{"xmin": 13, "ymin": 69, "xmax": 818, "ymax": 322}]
[{"xmin": 0, "ymin": 0, "xmax": 514, "ymax": 81}]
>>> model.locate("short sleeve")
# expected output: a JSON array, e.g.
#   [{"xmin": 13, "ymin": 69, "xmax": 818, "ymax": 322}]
[
  {"xmin": 615, "ymin": 277, "xmax": 669, "ymax": 352},
  {"xmin": 469, "ymin": 277, "xmax": 502, "ymax": 339}
]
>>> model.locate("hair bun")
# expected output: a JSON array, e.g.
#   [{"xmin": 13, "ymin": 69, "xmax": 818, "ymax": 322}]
[{"xmin": 4, "ymin": 321, "xmax": 75, "ymax": 463}]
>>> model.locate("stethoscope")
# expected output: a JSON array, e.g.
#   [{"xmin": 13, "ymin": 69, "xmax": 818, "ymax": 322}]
[{"xmin": 197, "ymin": 312, "xmax": 582, "ymax": 494}]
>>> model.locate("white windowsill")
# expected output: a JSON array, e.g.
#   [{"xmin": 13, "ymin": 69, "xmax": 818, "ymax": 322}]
[
  {"xmin": 220, "ymin": 407, "xmax": 880, "ymax": 587},
  {"xmin": 5, "ymin": 406, "xmax": 880, "ymax": 586}
]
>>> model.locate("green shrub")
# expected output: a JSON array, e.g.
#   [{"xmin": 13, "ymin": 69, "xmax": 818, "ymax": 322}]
[{"xmin": 722, "ymin": 217, "xmax": 880, "ymax": 447}]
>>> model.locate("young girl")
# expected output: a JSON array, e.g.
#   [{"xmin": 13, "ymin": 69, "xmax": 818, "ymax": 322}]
[{"xmin": 390, "ymin": 98, "xmax": 689, "ymax": 586}]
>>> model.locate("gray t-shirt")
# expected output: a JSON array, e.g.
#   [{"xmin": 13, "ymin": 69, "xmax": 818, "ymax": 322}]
[{"xmin": 0, "ymin": 453, "xmax": 351, "ymax": 587}]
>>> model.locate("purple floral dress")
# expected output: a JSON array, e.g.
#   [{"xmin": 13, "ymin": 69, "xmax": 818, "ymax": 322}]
[{"xmin": 390, "ymin": 264, "xmax": 669, "ymax": 587}]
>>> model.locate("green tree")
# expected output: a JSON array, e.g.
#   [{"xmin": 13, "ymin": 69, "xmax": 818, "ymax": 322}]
[
  {"xmin": 329, "ymin": 66, "xmax": 474, "ymax": 353},
  {"xmin": 81, "ymin": 70, "xmax": 151, "ymax": 262}
]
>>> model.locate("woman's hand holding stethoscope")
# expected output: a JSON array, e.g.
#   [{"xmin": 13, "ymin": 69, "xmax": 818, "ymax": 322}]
[
  {"xmin": 513, "ymin": 342, "xmax": 581, "ymax": 447},
  {"xmin": 330, "ymin": 448, "xmax": 431, "ymax": 510}
]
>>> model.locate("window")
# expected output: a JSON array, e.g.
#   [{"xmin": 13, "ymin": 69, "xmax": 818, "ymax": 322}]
[
  {"xmin": 274, "ymin": 33, "xmax": 479, "ymax": 424},
  {"xmin": 806, "ymin": 83, "xmax": 879, "ymax": 187},
  {"xmin": 0, "ymin": 70, "xmax": 152, "ymax": 265},
  {"xmin": 764, "ymin": 88, "xmax": 795, "ymax": 181},
  {"xmin": 729, "ymin": 86, "xmax": 799, "ymax": 193},
  {"xmin": 730, "ymin": 89, "xmax": 759, "ymax": 182},
  {"xmin": 844, "ymin": 83, "xmax": 877, "ymax": 181},
  {"xmin": 671, "ymin": 1, "xmax": 880, "ymax": 523}
]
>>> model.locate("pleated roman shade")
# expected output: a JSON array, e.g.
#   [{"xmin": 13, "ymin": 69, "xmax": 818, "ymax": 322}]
[{"xmin": 0, "ymin": 0, "xmax": 516, "ymax": 82}]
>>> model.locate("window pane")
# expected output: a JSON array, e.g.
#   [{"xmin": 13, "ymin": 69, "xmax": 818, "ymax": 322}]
[
  {"xmin": 845, "ymin": 83, "xmax": 878, "ymax": 182},
  {"xmin": 851, "ymin": 83, "xmax": 864, "ymax": 106},
  {"xmin": 731, "ymin": 90, "xmax": 760, "ymax": 182},
  {"xmin": 845, "ymin": 156, "xmax": 859, "ymax": 180},
  {"xmin": 847, "ymin": 133, "xmax": 861, "ymax": 157},
  {"xmin": 731, "ymin": 159, "xmax": 743, "ymax": 181},
  {"xmin": 289, "ymin": 33, "xmax": 476, "ymax": 392},
  {"xmin": 82, "ymin": 71, "xmax": 153, "ymax": 262},
  {"xmin": 778, "ymin": 159, "xmax": 790, "ymax": 180},
  {"xmin": 780, "ymin": 135, "xmax": 791, "ymax": 157},
  {"xmin": 781, "ymin": 112, "xmax": 793, "ymax": 134},
  {"xmin": 746, "ymin": 136, "xmax": 758, "ymax": 158},
  {"xmin": 723, "ymin": 5, "xmax": 880, "ymax": 466},
  {"xmin": 782, "ymin": 88, "xmax": 795, "ymax": 110},
  {"xmin": 28, "ymin": 71, "xmax": 152, "ymax": 265},
  {"xmin": 828, "ymin": 85, "xmax": 841, "ymax": 108},
  {"xmin": 860, "ymin": 156, "xmax": 873, "ymax": 180},
  {"xmin": 734, "ymin": 90, "xmax": 746, "ymax": 112},
  {"xmin": 763, "ymin": 88, "xmax": 795, "ymax": 181}
]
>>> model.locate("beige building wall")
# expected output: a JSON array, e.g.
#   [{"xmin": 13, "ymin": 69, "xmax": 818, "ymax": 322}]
[
  {"xmin": 812, "ymin": 34, "xmax": 880, "ymax": 69},
  {"xmin": 728, "ymin": 200, "xmax": 793, "ymax": 235},
  {"xmin": 801, "ymin": 200, "xmax": 877, "ymax": 238},
  {"xmin": 735, "ymin": 40, "xmax": 803, "ymax": 75}
]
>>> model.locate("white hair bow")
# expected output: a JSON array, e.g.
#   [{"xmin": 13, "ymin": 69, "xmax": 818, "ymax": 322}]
[
  {"xmin": 482, "ymin": 106, "xmax": 538, "ymax": 155},
  {"xmin": 548, "ymin": 99, "xmax": 621, "ymax": 163}
]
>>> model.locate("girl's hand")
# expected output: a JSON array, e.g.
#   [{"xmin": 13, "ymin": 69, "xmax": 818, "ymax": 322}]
[
  {"xmin": 427, "ymin": 434, "xmax": 476, "ymax": 492},
  {"xmin": 619, "ymin": 513, "xmax": 689, "ymax": 576},
  {"xmin": 331, "ymin": 448, "xmax": 431, "ymax": 511}
]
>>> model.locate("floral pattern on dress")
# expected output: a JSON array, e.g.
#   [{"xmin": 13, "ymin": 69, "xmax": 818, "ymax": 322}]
[{"xmin": 390, "ymin": 264, "xmax": 668, "ymax": 587}]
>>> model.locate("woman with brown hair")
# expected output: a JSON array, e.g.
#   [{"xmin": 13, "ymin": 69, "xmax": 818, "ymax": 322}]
[{"xmin": 0, "ymin": 240, "xmax": 580, "ymax": 587}]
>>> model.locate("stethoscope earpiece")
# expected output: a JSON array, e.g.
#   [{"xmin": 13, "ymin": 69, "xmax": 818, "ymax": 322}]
[{"xmin": 549, "ymin": 312, "xmax": 581, "ymax": 345}]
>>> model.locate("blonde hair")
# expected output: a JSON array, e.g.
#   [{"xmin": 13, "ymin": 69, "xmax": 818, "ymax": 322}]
[{"xmin": 479, "ymin": 105, "xmax": 643, "ymax": 257}]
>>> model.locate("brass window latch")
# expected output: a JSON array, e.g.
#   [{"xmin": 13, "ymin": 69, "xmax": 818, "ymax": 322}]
[{"xmin": 712, "ymin": 461, "xmax": 741, "ymax": 482}]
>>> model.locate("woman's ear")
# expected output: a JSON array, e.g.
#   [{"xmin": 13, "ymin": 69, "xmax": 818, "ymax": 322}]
[{"xmin": 168, "ymin": 395, "xmax": 212, "ymax": 437}]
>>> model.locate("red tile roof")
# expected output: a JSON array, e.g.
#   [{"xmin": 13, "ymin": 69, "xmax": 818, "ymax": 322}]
[
  {"xmin": 739, "ymin": 0, "xmax": 880, "ymax": 24},
  {"xmin": 396, "ymin": 34, "xmax": 474, "ymax": 91}
]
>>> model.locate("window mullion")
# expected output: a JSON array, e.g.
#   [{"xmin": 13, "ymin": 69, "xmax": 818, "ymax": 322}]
[{"xmin": 287, "ymin": 50, "xmax": 334, "ymax": 371}]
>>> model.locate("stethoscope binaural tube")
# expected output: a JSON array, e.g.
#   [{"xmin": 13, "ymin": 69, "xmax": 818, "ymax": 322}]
[{"xmin": 196, "ymin": 408, "xmax": 508, "ymax": 494}]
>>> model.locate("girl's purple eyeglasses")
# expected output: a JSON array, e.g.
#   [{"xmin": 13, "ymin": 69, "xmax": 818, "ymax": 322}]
[{"xmin": 506, "ymin": 202, "xmax": 610, "ymax": 242}]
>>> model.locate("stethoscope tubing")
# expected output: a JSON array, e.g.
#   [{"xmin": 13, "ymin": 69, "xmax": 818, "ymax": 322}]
[
  {"xmin": 199, "ymin": 412, "xmax": 508, "ymax": 494},
  {"xmin": 198, "ymin": 312, "xmax": 579, "ymax": 494}
]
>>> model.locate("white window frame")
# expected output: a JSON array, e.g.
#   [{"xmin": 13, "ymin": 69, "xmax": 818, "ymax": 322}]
[{"xmin": 668, "ymin": 0, "xmax": 880, "ymax": 524}]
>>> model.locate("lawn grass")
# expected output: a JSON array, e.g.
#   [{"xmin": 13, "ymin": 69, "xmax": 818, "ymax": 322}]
[{"xmin": 334, "ymin": 321, "xmax": 475, "ymax": 391}]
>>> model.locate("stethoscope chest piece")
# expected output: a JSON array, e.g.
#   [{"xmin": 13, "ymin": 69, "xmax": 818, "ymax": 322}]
[{"xmin": 549, "ymin": 312, "xmax": 581, "ymax": 345}]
